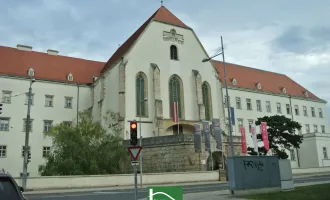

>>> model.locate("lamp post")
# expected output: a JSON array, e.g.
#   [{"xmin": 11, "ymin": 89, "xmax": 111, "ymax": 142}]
[
  {"xmin": 22, "ymin": 76, "xmax": 35, "ymax": 190},
  {"xmin": 202, "ymin": 36, "xmax": 235, "ymax": 157},
  {"xmin": 139, "ymin": 97, "xmax": 147, "ymax": 188}
]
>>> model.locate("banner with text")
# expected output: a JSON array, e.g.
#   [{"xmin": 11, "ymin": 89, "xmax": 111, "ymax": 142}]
[
  {"xmin": 240, "ymin": 126, "xmax": 247, "ymax": 154},
  {"xmin": 203, "ymin": 121, "xmax": 211, "ymax": 153},
  {"xmin": 251, "ymin": 124, "xmax": 258, "ymax": 153},
  {"xmin": 194, "ymin": 124, "xmax": 201, "ymax": 153},
  {"xmin": 260, "ymin": 122, "xmax": 269, "ymax": 151},
  {"xmin": 212, "ymin": 118, "xmax": 222, "ymax": 150}
]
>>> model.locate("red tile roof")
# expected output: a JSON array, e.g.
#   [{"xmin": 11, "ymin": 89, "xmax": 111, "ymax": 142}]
[
  {"xmin": 0, "ymin": 45, "xmax": 105, "ymax": 84},
  {"xmin": 100, "ymin": 6, "xmax": 190, "ymax": 74},
  {"xmin": 211, "ymin": 60, "xmax": 321, "ymax": 100}
]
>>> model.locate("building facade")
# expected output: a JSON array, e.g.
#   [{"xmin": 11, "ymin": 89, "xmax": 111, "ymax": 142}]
[{"xmin": 0, "ymin": 6, "xmax": 329, "ymax": 177}]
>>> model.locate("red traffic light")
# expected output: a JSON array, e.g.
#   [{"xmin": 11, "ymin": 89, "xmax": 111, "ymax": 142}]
[{"xmin": 130, "ymin": 121, "xmax": 137, "ymax": 130}]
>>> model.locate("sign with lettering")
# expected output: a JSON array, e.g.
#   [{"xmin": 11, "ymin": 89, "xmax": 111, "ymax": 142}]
[
  {"xmin": 251, "ymin": 125, "xmax": 258, "ymax": 153},
  {"xmin": 194, "ymin": 124, "xmax": 201, "ymax": 153},
  {"xmin": 203, "ymin": 121, "xmax": 211, "ymax": 153},
  {"xmin": 212, "ymin": 118, "xmax": 222, "ymax": 150}
]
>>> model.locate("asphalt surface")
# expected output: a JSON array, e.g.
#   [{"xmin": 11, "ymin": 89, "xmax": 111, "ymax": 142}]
[{"xmin": 24, "ymin": 174, "xmax": 330, "ymax": 200}]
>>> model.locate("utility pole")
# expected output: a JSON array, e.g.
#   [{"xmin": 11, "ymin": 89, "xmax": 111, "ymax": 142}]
[{"xmin": 22, "ymin": 77, "xmax": 35, "ymax": 190}]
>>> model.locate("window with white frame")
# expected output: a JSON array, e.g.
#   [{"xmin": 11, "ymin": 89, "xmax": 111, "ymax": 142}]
[
  {"xmin": 323, "ymin": 147, "xmax": 328, "ymax": 159},
  {"xmin": 45, "ymin": 95, "xmax": 54, "ymax": 107},
  {"xmin": 256, "ymin": 100, "xmax": 262, "ymax": 112},
  {"xmin": 318, "ymin": 108, "xmax": 323, "ymax": 118},
  {"xmin": 303, "ymin": 106, "xmax": 308, "ymax": 116},
  {"xmin": 313, "ymin": 124, "xmax": 318, "ymax": 133},
  {"xmin": 276, "ymin": 102, "xmax": 282, "ymax": 113},
  {"xmin": 25, "ymin": 93, "xmax": 34, "ymax": 105},
  {"xmin": 321, "ymin": 125, "xmax": 325, "ymax": 133},
  {"xmin": 311, "ymin": 107, "xmax": 315, "ymax": 117},
  {"xmin": 248, "ymin": 119, "xmax": 254, "ymax": 133},
  {"xmin": 286, "ymin": 104, "xmax": 291, "ymax": 114},
  {"xmin": 237, "ymin": 118, "xmax": 244, "ymax": 130},
  {"xmin": 21, "ymin": 146, "xmax": 30, "ymax": 157},
  {"xmin": 43, "ymin": 120, "xmax": 53, "ymax": 132},
  {"xmin": 65, "ymin": 97, "xmax": 73, "ymax": 108},
  {"xmin": 246, "ymin": 99, "xmax": 252, "ymax": 110},
  {"xmin": 294, "ymin": 105, "xmax": 299, "ymax": 115},
  {"xmin": 305, "ymin": 124, "xmax": 310, "ymax": 133},
  {"xmin": 1, "ymin": 91, "xmax": 11, "ymax": 103},
  {"xmin": 23, "ymin": 119, "xmax": 33, "ymax": 132},
  {"xmin": 290, "ymin": 149, "xmax": 296, "ymax": 161},
  {"xmin": 236, "ymin": 97, "xmax": 241, "ymax": 109},
  {"xmin": 224, "ymin": 96, "xmax": 230, "ymax": 108},
  {"xmin": 0, "ymin": 145, "xmax": 6, "ymax": 157},
  {"xmin": 42, "ymin": 146, "xmax": 51, "ymax": 158},
  {"xmin": 266, "ymin": 101, "xmax": 271, "ymax": 112},
  {"xmin": 0, "ymin": 118, "xmax": 9, "ymax": 131}
]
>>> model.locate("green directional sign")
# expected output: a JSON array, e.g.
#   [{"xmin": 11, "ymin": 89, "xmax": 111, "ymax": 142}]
[{"xmin": 147, "ymin": 186, "xmax": 183, "ymax": 200}]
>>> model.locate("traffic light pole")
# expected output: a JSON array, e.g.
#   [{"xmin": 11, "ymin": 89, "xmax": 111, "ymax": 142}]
[{"xmin": 22, "ymin": 80, "xmax": 33, "ymax": 190}]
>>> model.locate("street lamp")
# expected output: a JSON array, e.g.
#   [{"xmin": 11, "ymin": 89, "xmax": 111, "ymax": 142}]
[
  {"xmin": 202, "ymin": 36, "xmax": 235, "ymax": 157},
  {"xmin": 22, "ymin": 76, "xmax": 35, "ymax": 190},
  {"xmin": 139, "ymin": 97, "xmax": 147, "ymax": 188}
]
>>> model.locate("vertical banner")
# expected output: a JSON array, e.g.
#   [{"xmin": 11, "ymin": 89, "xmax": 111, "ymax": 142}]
[
  {"xmin": 212, "ymin": 119, "xmax": 222, "ymax": 150},
  {"xmin": 230, "ymin": 107, "xmax": 235, "ymax": 125},
  {"xmin": 260, "ymin": 122, "xmax": 269, "ymax": 151},
  {"xmin": 240, "ymin": 126, "xmax": 247, "ymax": 154},
  {"xmin": 251, "ymin": 124, "xmax": 258, "ymax": 153},
  {"xmin": 194, "ymin": 124, "xmax": 201, "ymax": 153},
  {"xmin": 203, "ymin": 121, "xmax": 211, "ymax": 153}
]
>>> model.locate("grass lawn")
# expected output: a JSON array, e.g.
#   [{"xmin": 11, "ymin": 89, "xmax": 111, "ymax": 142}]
[{"xmin": 243, "ymin": 183, "xmax": 330, "ymax": 200}]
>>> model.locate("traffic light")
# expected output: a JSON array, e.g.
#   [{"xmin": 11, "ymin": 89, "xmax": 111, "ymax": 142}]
[
  {"xmin": 130, "ymin": 121, "xmax": 138, "ymax": 146},
  {"xmin": 0, "ymin": 103, "xmax": 2, "ymax": 115},
  {"xmin": 27, "ymin": 152, "xmax": 31, "ymax": 163}
]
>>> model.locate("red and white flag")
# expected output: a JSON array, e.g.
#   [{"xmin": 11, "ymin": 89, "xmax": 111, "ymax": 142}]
[
  {"xmin": 240, "ymin": 126, "xmax": 247, "ymax": 155},
  {"xmin": 172, "ymin": 102, "xmax": 179, "ymax": 123},
  {"xmin": 261, "ymin": 122, "xmax": 269, "ymax": 151}
]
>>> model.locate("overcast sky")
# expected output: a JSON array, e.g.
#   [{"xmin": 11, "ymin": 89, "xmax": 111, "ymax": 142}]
[{"xmin": 1, "ymin": 0, "xmax": 330, "ymax": 120}]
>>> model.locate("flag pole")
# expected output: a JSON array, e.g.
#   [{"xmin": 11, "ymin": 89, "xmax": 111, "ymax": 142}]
[{"xmin": 177, "ymin": 102, "xmax": 179, "ymax": 135}]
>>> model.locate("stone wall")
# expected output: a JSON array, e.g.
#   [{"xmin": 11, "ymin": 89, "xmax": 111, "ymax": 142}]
[{"xmin": 123, "ymin": 133, "xmax": 242, "ymax": 173}]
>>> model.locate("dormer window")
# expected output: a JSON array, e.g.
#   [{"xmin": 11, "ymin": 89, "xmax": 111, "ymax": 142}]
[
  {"xmin": 170, "ymin": 45, "xmax": 178, "ymax": 60},
  {"xmin": 304, "ymin": 91, "xmax": 309, "ymax": 97},
  {"xmin": 28, "ymin": 68, "xmax": 35, "ymax": 77},
  {"xmin": 257, "ymin": 82, "xmax": 262, "ymax": 90},
  {"xmin": 67, "ymin": 73, "xmax": 73, "ymax": 81},
  {"xmin": 232, "ymin": 78, "xmax": 237, "ymax": 85},
  {"xmin": 282, "ymin": 87, "xmax": 287, "ymax": 94}
]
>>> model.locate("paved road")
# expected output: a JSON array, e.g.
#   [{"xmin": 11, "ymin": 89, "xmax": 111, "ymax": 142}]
[{"xmin": 25, "ymin": 174, "xmax": 330, "ymax": 200}]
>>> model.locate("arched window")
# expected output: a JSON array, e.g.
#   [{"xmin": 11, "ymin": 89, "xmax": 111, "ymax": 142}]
[
  {"xmin": 136, "ymin": 72, "xmax": 148, "ymax": 117},
  {"xmin": 170, "ymin": 45, "xmax": 178, "ymax": 60},
  {"xmin": 202, "ymin": 81, "xmax": 212, "ymax": 121},
  {"xmin": 169, "ymin": 75, "xmax": 183, "ymax": 119}
]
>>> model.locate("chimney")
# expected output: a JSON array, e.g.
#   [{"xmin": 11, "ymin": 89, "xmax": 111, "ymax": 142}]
[
  {"xmin": 47, "ymin": 49, "xmax": 59, "ymax": 56},
  {"xmin": 17, "ymin": 44, "xmax": 32, "ymax": 51}
]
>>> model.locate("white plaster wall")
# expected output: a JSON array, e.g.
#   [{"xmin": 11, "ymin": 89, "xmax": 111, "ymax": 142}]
[
  {"xmin": 315, "ymin": 137, "xmax": 330, "ymax": 167},
  {"xmin": 123, "ymin": 21, "xmax": 222, "ymax": 138},
  {"xmin": 0, "ymin": 77, "xmax": 91, "ymax": 177}
]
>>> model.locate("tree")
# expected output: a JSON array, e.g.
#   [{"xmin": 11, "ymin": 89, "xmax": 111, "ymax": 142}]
[
  {"xmin": 39, "ymin": 110, "xmax": 130, "ymax": 176},
  {"xmin": 247, "ymin": 115, "xmax": 303, "ymax": 159}
]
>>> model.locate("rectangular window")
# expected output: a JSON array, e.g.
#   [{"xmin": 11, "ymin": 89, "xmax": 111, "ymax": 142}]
[
  {"xmin": 294, "ymin": 105, "xmax": 299, "ymax": 115},
  {"xmin": 276, "ymin": 103, "xmax": 282, "ymax": 114},
  {"xmin": 42, "ymin": 146, "xmax": 51, "ymax": 158},
  {"xmin": 246, "ymin": 99, "xmax": 252, "ymax": 110},
  {"xmin": 0, "ymin": 118, "xmax": 9, "ymax": 131},
  {"xmin": 45, "ymin": 95, "xmax": 54, "ymax": 107},
  {"xmin": 323, "ymin": 147, "xmax": 328, "ymax": 159},
  {"xmin": 65, "ymin": 97, "xmax": 73, "ymax": 108},
  {"xmin": 224, "ymin": 96, "xmax": 230, "ymax": 108},
  {"xmin": 303, "ymin": 106, "xmax": 308, "ymax": 116},
  {"xmin": 43, "ymin": 120, "xmax": 53, "ymax": 132},
  {"xmin": 286, "ymin": 104, "xmax": 291, "ymax": 114},
  {"xmin": 318, "ymin": 108, "xmax": 323, "ymax": 118},
  {"xmin": 1, "ymin": 91, "xmax": 11, "ymax": 103},
  {"xmin": 63, "ymin": 121, "xmax": 72, "ymax": 127},
  {"xmin": 305, "ymin": 124, "xmax": 310, "ymax": 133},
  {"xmin": 266, "ymin": 101, "xmax": 271, "ymax": 112},
  {"xmin": 311, "ymin": 107, "xmax": 315, "ymax": 117},
  {"xmin": 248, "ymin": 120, "xmax": 254, "ymax": 133},
  {"xmin": 236, "ymin": 97, "xmax": 241, "ymax": 109},
  {"xmin": 256, "ymin": 100, "xmax": 262, "ymax": 112},
  {"xmin": 0, "ymin": 145, "xmax": 6, "ymax": 157},
  {"xmin": 290, "ymin": 149, "xmax": 296, "ymax": 161},
  {"xmin": 25, "ymin": 93, "xmax": 34, "ymax": 105},
  {"xmin": 23, "ymin": 119, "xmax": 33, "ymax": 132},
  {"xmin": 237, "ymin": 118, "xmax": 244, "ymax": 130},
  {"xmin": 21, "ymin": 146, "xmax": 30, "ymax": 157},
  {"xmin": 321, "ymin": 125, "xmax": 325, "ymax": 133},
  {"xmin": 313, "ymin": 125, "xmax": 318, "ymax": 133}
]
